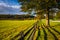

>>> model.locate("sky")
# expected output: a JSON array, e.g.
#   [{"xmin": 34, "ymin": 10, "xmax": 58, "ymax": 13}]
[
  {"xmin": 0, "ymin": 0, "xmax": 59, "ymax": 15},
  {"xmin": 0, "ymin": 0, "xmax": 25, "ymax": 15}
]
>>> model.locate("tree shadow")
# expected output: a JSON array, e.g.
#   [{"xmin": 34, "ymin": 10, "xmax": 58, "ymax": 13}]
[
  {"xmin": 42, "ymin": 26, "xmax": 47, "ymax": 40},
  {"xmin": 36, "ymin": 26, "xmax": 40, "ymax": 40},
  {"xmin": 18, "ymin": 27, "xmax": 34, "ymax": 40},
  {"xmin": 27, "ymin": 25, "xmax": 37, "ymax": 40},
  {"xmin": 18, "ymin": 31, "xmax": 24, "ymax": 40},
  {"xmin": 11, "ymin": 25, "xmax": 34, "ymax": 40},
  {"xmin": 46, "ymin": 27, "xmax": 58, "ymax": 40},
  {"xmin": 19, "ymin": 24, "xmax": 37, "ymax": 40},
  {"xmin": 24, "ymin": 25, "xmax": 35, "ymax": 37},
  {"xmin": 26, "ymin": 25, "xmax": 36, "ymax": 40},
  {"xmin": 49, "ymin": 26, "xmax": 60, "ymax": 35}
]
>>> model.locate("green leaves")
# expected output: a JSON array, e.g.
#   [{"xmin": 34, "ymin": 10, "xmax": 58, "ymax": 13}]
[{"xmin": 18, "ymin": 0, "xmax": 58, "ymax": 13}]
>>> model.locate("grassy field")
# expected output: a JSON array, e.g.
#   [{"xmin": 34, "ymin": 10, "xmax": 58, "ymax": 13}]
[
  {"xmin": 0, "ymin": 20, "xmax": 37, "ymax": 40},
  {"xmin": 0, "ymin": 19, "xmax": 60, "ymax": 40},
  {"xmin": 36, "ymin": 19, "xmax": 60, "ymax": 40}
]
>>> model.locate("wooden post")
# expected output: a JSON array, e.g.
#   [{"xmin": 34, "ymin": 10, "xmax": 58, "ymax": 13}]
[{"xmin": 20, "ymin": 31, "xmax": 24, "ymax": 40}]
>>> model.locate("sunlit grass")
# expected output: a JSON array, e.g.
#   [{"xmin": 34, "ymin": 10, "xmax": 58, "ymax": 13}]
[
  {"xmin": 37, "ymin": 19, "xmax": 60, "ymax": 40},
  {"xmin": 0, "ymin": 19, "xmax": 60, "ymax": 40},
  {"xmin": 0, "ymin": 20, "xmax": 37, "ymax": 40}
]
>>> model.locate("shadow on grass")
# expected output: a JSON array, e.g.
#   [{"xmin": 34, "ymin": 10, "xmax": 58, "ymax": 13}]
[
  {"xmin": 49, "ymin": 26, "xmax": 60, "ymax": 35},
  {"xmin": 18, "ymin": 27, "xmax": 34, "ymax": 40},
  {"xmin": 46, "ymin": 27, "xmax": 58, "ymax": 40},
  {"xmin": 27, "ymin": 29, "xmax": 36, "ymax": 40},
  {"xmin": 42, "ymin": 26, "xmax": 47, "ymax": 40},
  {"xmin": 19, "ymin": 24, "xmax": 37, "ymax": 40},
  {"xmin": 36, "ymin": 26, "xmax": 40, "ymax": 40},
  {"xmin": 11, "ymin": 25, "xmax": 34, "ymax": 40}
]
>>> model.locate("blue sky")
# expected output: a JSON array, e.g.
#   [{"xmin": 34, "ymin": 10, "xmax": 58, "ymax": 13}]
[
  {"xmin": 0, "ymin": 0, "xmax": 19, "ymax": 5},
  {"xmin": 0, "ymin": 0, "xmax": 25, "ymax": 15},
  {"xmin": 0, "ymin": 0, "xmax": 59, "ymax": 15}
]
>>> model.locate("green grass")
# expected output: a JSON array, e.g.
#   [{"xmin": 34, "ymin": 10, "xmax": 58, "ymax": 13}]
[
  {"xmin": 41, "ymin": 19, "xmax": 60, "ymax": 32},
  {"xmin": 0, "ymin": 20, "xmax": 37, "ymax": 40},
  {"xmin": 0, "ymin": 19, "xmax": 60, "ymax": 40},
  {"xmin": 37, "ymin": 19, "xmax": 60, "ymax": 40}
]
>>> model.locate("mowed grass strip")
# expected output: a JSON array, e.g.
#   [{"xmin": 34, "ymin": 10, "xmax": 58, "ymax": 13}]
[
  {"xmin": 0, "ymin": 19, "xmax": 60, "ymax": 40},
  {"xmin": 0, "ymin": 20, "xmax": 37, "ymax": 40},
  {"xmin": 42, "ymin": 26, "xmax": 55, "ymax": 40},
  {"xmin": 33, "ymin": 29, "xmax": 38, "ymax": 40},
  {"xmin": 48, "ymin": 27, "xmax": 60, "ymax": 40},
  {"xmin": 35, "ymin": 19, "xmax": 60, "ymax": 40},
  {"xmin": 36, "ymin": 26, "xmax": 44, "ymax": 40}
]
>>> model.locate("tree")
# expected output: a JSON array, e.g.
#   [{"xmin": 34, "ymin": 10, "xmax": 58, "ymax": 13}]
[
  {"xmin": 55, "ymin": 11, "xmax": 60, "ymax": 19},
  {"xmin": 56, "ymin": 0, "xmax": 60, "ymax": 8},
  {"xmin": 18, "ymin": 0, "xmax": 57, "ymax": 27}
]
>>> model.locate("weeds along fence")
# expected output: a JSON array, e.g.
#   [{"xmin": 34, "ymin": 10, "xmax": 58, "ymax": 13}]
[{"xmin": 11, "ymin": 21, "xmax": 39, "ymax": 40}]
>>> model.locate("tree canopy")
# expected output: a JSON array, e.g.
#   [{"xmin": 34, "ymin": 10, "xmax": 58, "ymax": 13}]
[
  {"xmin": 18, "ymin": 0, "xmax": 59, "ymax": 26},
  {"xmin": 18, "ymin": 0, "xmax": 57, "ymax": 12}
]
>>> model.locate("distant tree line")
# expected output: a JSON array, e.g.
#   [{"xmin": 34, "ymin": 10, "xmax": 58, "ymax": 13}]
[
  {"xmin": 0, "ymin": 13, "xmax": 60, "ymax": 20},
  {"xmin": 0, "ymin": 14, "xmax": 35, "ymax": 20}
]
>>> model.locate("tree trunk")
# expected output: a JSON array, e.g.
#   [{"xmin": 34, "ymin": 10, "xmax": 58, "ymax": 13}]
[
  {"xmin": 37, "ymin": 14, "xmax": 41, "ymax": 20},
  {"xmin": 46, "ymin": 9, "xmax": 50, "ymax": 27}
]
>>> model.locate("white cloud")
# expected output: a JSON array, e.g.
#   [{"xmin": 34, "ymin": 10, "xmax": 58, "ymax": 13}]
[
  {"xmin": 0, "ymin": 1, "xmax": 22, "ymax": 14},
  {"xmin": 11, "ymin": 5, "xmax": 20, "ymax": 9},
  {"xmin": 0, "ymin": 2, "xmax": 7, "ymax": 6},
  {"xmin": 0, "ymin": 2, "xmax": 20, "ymax": 9}
]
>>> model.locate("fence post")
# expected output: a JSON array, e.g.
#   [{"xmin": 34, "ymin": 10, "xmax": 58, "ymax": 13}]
[{"xmin": 19, "ymin": 31, "xmax": 24, "ymax": 40}]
